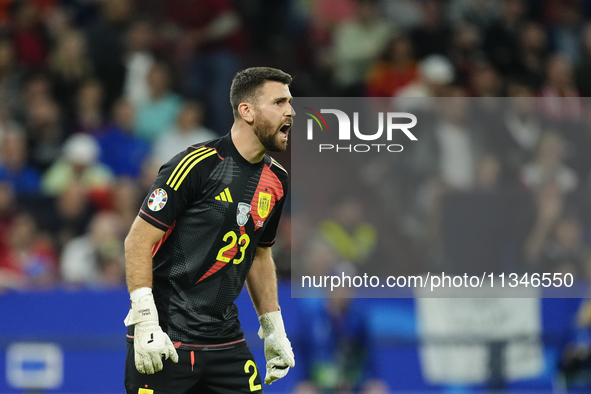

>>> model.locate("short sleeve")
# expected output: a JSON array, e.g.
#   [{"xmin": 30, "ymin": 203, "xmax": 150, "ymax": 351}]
[{"xmin": 139, "ymin": 148, "xmax": 206, "ymax": 230}]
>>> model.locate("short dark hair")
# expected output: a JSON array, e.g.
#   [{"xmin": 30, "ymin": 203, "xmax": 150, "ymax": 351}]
[{"xmin": 230, "ymin": 67, "xmax": 292, "ymax": 118}]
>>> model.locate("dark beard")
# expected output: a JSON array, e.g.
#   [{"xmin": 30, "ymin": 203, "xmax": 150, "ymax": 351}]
[{"xmin": 253, "ymin": 113, "xmax": 286, "ymax": 152}]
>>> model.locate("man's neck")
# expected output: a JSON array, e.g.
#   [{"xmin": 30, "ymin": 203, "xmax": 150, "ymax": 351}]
[{"xmin": 230, "ymin": 123, "xmax": 266, "ymax": 163}]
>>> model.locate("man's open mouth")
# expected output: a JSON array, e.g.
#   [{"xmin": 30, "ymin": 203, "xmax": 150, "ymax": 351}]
[{"xmin": 279, "ymin": 123, "xmax": 291, "ymax": 140}]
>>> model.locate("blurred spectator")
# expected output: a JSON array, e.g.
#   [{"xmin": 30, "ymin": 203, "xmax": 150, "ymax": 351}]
[
  {"xmin": 18, "ymin": 72, "xmax": 52, "ymax": 117},
  {"xmin": 332, "ymin": 0, "xmax": 393, "ymax": 96},
  {"xmin": 272, "ymin": 213, "xmax": 293, "ymax": 278},
  {"xmin": 407, "ymin": 95, "xmax": 487, "ymax": 262},
  {"xmin": 538, "ymin": 54, "xmax": 583, "ymax": 122},
  {"xmin": 422, "ymin": 94, "xmax": 485, "ymax": 191},
  {"xmin": 84, "ymin": 0, "xmax": 131, "ymax": 107},
  {"xmin": 293, "ymin": 380, "xmax": 320, "ymax": 394},
  {"xmin": 153, "ymin": 100, "xmax": 216, "ymax": 165},
  {"xmin": 436, "ymin": 151, "xmax": 528, "ymax": 276},
  {"xmin": 469, "ymin": 61, "xmax": 502, "ymax": 96},
  {"xmin": 49, "ymin": 29, "xmax": 93, "ymax": 110},
  {"xmin": 448, "ymin": 23, "xmax": 485, "ymax": 86},
  {"xmin": 548, "ymin": 0, "xmax": 584, "ymax": 64},
  {"xmin": 0, "ymin": 182, "xmax": 16, "ymax": 288},
  {"xmin": 520, "ymin": 131, "xmax": 578, "ymax": 193},
  {"xmin": 449, "ymin": 0, "xmax": 502, "ymax": 32},
  {"xmin": 484, "ymin": 0, "xmax": 525, "ymax": 75},
  {"xmin": 138, "ymin": 155, "xmax": 162, "ymax": 198},
  {"xmin": 0, "ymin": 108, "xmax": 21, "ymax": 152},
  {"xmin": 0, "ymin": 38, "xmax": 23, "ymax": 114},
  {"xmin": 525, "ymin": 196, "xmax": 591, "ymax": 280},
  {"xmin": 123, "ymin": 19, "xmax": 156, "ymax": 106},
  {"xmin": 488, "ymin": 87, "xmax": 544, "ymax": 185},
  {"xmin": 308, "ymin": 0, "xmax": 356, "ymax": 48},
  {"xmin": 410, "ymin": 0, "xmax": 452, "ymax": 59},
  {"xmin": 25, "ymin": 97, "xmax": 64, "ymax": 172},
  {"xmin": 542, "ymin": 213, "xmax": 591, "ymax": 280},
  {"xmin": 68, "ymin": 78, "xmax": 106, "ymax": 135},
  {"xmin": 96, "ymin": 99, "xmax": 150, "ymax": 178},
  {"xmin": 134, "ymin": 61, "xmax": 182, "ymax": 142},
  {"xmin": 95, "ymin": 235, "xmax": 125, "ymax": 288},
  {"xmin": 63, "ymin": 0, "xmax": 101, "ymax": 27},
  {"xmin": 48, "ymin": 183, "xmax": 94, "ymax": 253},
  {"xmin": 41, "ymin": 133, "xmax": 114, "ymax": 197},
  {"xmin": 159, "ymin": 0, "xmax": 244, "ymax": 135},
  {"xmin": 43, "ymin": 5, "xmax": 73, "ymax": 42},
  {"xmin": 575, "ymin": 22, "xmax": 591, "ymax": 97},
  {"xmin": 559, "ymin": 297, "xmax": 591, "ymax": 388},
  {"xmin": 296, "ymin": 236, "xmax": 344, "ymax": 297},
  {"xmin": 381, "ymin": 0, "xmax": 423, "ymax": 31},
  {"xmin": 243, "ymin": 0, "xmax": 298, "ymax": 58},
  {"xmin": 523, "ymin": 178, "xmax": 564, "ymax": 265},
  {"xmin": 297, "ymin": 286, "xmax": 385, "ymax": 393},
  {"xmin": 397, "ymin": 54, "xmax": 455, "ymax": 101},
  {"xmin": 305, "ymin": 0, "xmax": 356, "ymax": 93},
  {"xmin": 0, "ymin": 2, "xmax": 12, "ymax": 28},
  {"xmin": 110, "ymin": 177, "xmax": 143, "ymax": 233},
  {"xmin": 0, "ymin": 129, "xmax": 41, "ymax": 195},
  {"xmin": 365, "ymin": 35, "xmax": 419, "ymax": 97},
  {"xmin": 475, "ymin": 153, "xmax": 502, "ymax": 192},
  {"xmin": 361, "ymin": 380, "xmax": 391, "ymax": 394},
  {"xmin": 319, "ymin": 196, "xmax": 378, "ymax": 266},
  {"xmin": 11, "ymin": 0, "xmax": 49, "ymax": 70},
  {"xmin": 511, "ymin": 21, "xmax": 549, "ymax": 90},
  {"xmin": 0, "ymin": 212, "xmax": 58, "ymax": 290},
  {"xmin": 60, "ymin": 211, "xmax": 124, "ymax": 286}
]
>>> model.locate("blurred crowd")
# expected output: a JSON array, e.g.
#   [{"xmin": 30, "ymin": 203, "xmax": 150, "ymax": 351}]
[
  {"xmin": 288, "ymin": 0, "xmax": 591, "ymax": 287},
  {"xmin": 294, "ymin": 95, "xmax": 591, "ymax": 283}
]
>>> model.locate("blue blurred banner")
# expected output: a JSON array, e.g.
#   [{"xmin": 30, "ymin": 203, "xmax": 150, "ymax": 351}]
[{"xmin": 0, "ymin": 286, "xmax": 588, "ymax": 393}]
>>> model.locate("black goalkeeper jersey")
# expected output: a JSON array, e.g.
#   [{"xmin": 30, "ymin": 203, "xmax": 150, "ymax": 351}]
[{"xmin": 128, "ymin": 133, "xmax": 288, "ymax": 345}]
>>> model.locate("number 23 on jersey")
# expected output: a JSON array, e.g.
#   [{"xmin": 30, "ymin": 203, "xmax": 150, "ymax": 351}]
[{"xmin": 216, "ymin": 231, "xmax": 250, "ymax": 265}]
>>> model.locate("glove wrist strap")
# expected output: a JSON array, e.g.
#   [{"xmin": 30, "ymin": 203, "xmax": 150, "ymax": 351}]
[
  {"xmin": 258, "ymin": 310, "xmax": 286, "ymax": 339},
  {"xmin": 124, "ymin": 289, "xmax": 159, "ymax": 326},
  {"xmin": 130, "ymin": 287, "xmax": 152, "ymax": 302}
]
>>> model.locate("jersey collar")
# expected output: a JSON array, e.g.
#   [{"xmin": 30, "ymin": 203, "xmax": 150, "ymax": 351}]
[{"xmin": 222, "ymin": 133, "xmax": 266, "ymax": 177}]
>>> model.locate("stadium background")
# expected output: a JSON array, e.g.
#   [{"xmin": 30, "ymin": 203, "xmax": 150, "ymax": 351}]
[{"xmin": 1, "ymin": 0, "xmax": 591, "ymax": 392}]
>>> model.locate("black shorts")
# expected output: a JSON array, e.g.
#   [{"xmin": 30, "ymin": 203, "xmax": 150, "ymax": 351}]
[{"xmin": 125, "ymin": 340, "xmax": 264, "ymax": 394}]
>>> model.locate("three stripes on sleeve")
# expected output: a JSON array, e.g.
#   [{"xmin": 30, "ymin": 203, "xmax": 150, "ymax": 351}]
[{"xmin": 166, "ymin": 147, "xmax": 217, "ymax": 191}]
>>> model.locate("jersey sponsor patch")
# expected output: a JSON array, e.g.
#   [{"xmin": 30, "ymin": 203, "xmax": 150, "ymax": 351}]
[
  {"xmin": 148, "ymin": 188, "xmax": 168, "ymax": 211},
  {"xmin": 257, "ymin": 192, "xmax": 272, "ymax": 219},
  {"xmin": 138, "ymin": 389, "xmax": 153, "ymax": 394},
  {"xmin": 250, "ymin": 165, "xmax": 283, "ymax": 230},
  {"xmin": 236, "ymin": 202, "xmax": 251, "ymax": 226}
]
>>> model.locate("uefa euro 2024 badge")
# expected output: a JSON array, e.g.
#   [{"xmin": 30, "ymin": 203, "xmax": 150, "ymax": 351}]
[
  {"xmin": 236, "ymin": 202, "xmax": 251, "ymax": 226},
  {"xmin": 148, "ymin": 188, "xmax": 168, "ymax": 211}
]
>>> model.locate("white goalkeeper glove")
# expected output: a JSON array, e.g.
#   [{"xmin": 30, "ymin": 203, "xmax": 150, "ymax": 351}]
[
  {"xmin": 124, "ymin": 287, "xmax": 178, "ymax": 374},
  {"xmin": 258, "ymin": 310, "xmax": 295, "ymax": 385}
]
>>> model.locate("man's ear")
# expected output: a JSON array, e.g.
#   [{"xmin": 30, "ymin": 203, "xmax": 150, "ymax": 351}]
[{"xmin": 238, "ymin": 102, "xmax": 254, "ymax": 123}]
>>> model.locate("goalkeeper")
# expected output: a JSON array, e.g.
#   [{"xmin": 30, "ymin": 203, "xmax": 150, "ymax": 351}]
[{"xmin": 123, "ymin": 67, "xmax": 295, "ymax": 393}]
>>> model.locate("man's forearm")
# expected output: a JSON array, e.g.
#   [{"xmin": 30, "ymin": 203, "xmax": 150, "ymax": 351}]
[
  {"xmin": 124, "ymin": 217, "xmax": 165, "ymax": 293},
  {"xmin": 125, "ymin": 237, "xmax": 154, "ymax": 293},
  {"xmin": 246, "ymin": 247, "xmax": 280, "ymax": 315}
]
